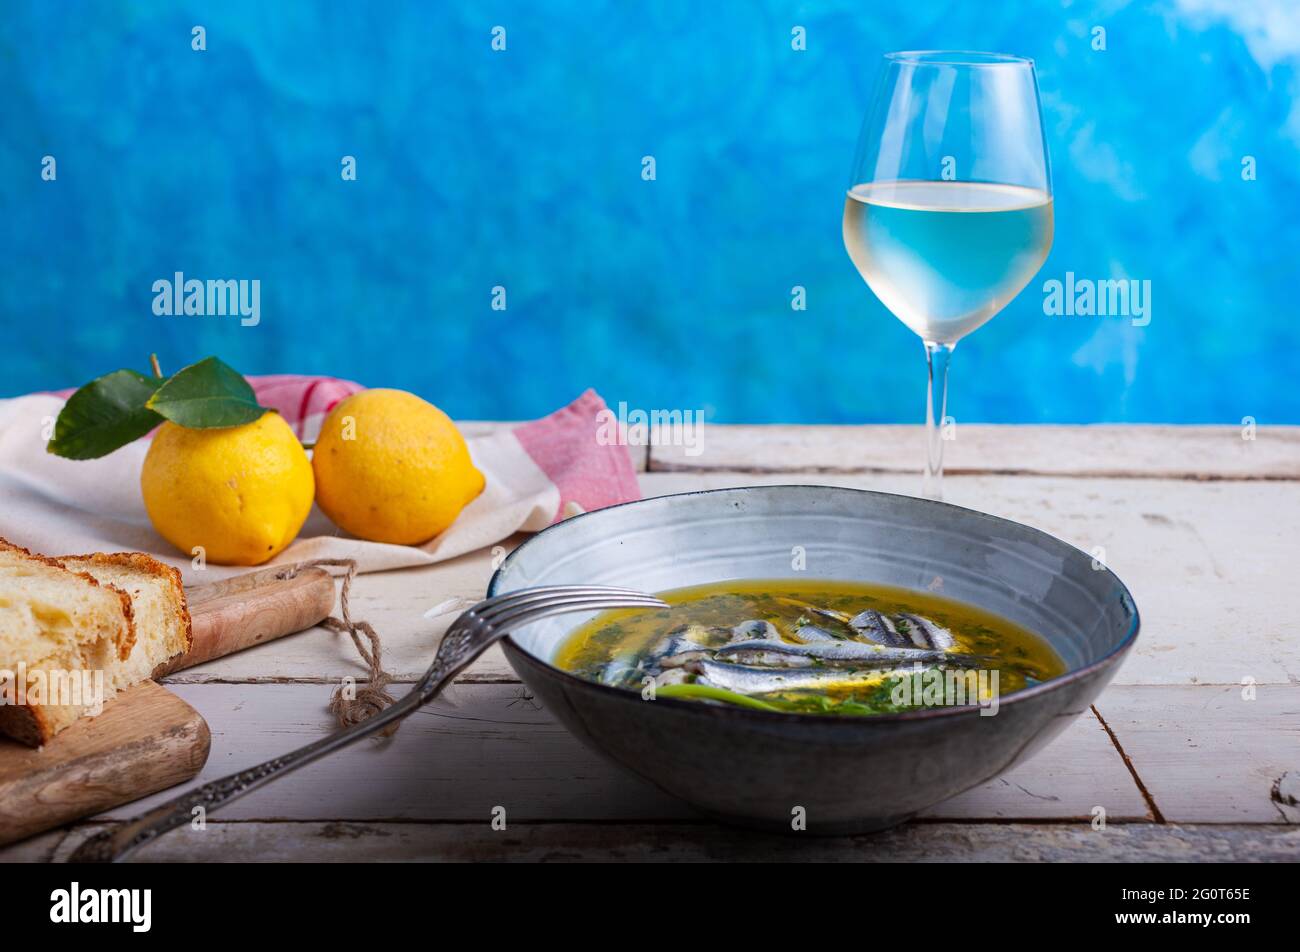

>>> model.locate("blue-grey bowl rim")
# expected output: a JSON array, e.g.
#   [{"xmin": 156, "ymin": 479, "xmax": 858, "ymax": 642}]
[{"xmin": 487, "ymin": 484, "xmax": 1141, "ymax": 725}]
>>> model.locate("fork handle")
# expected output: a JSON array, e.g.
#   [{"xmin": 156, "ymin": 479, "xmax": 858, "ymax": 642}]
[{"xmin": 67, "ymin": 679, "xmax": 441, "ymax": 863}]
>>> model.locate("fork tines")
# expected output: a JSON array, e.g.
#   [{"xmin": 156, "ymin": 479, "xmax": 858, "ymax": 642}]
[{"xmin": 474, "ymin": 585, "xmax": 667, "ymax": 632}]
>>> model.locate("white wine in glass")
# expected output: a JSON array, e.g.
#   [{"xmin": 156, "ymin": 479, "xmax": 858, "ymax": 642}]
[{"xmin": 842, "ymin": 52, "xmax": 1054, "ymax": 499}]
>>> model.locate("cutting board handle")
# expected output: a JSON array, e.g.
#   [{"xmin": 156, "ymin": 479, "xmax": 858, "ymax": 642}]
[{"xmin": 153, "ymin": 566, "xmax": 337, "ymax": 676}]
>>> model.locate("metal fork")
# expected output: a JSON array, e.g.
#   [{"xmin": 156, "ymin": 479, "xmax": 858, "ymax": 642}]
[{"xmin": 68, "ymin": 584, "xmax": 666, "ymax": 863}]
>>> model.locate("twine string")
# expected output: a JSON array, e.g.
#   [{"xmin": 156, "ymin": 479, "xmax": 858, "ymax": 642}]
[{"xmin": 275, "ymin": 558, "xmax": 400, "ymax": 736}]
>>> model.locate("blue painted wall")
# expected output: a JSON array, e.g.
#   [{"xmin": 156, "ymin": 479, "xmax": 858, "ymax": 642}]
[{"xmin": 3, "ymin": 0, "xmax": 1297, "ymax": 422}]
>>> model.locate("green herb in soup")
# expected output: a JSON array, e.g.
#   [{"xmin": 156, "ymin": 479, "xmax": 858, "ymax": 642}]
[{"xmin": 556, "ymin": 579, "xmax": 1066, "ymax": 716}]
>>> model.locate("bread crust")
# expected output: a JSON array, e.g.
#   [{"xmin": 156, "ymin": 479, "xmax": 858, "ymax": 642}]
[
  {"xmin": 57, "ymin": 551, "xmax": 194, "ymax": 657},
  {"xmin": 0, "ymin": 537, "xmax": 138, "ymax": 747},
  {"xmin": 0, "ymin": 702, "xmax": 51, "ymax": 748},
  {"xmin": 0, "ymin": 537, "xmax": 136, "ymax": 660}
]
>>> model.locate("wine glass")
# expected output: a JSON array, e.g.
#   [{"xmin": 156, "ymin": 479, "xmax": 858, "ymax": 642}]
[{"xmin": 843, "ymin": 51, "xmax": 1053, "ymax": 499}]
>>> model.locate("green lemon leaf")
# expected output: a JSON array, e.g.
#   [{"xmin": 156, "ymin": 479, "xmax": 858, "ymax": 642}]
[
  {"xmin": 145, "ymin": 356, "xmax": 266, "ymax": 428},
  {"xmin": 47, "ymin": 369, "xmax": 165, "ymax": 460}
]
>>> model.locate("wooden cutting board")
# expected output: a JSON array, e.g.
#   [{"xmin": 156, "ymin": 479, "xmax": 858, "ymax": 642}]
[{"xmin": 0, "ymin": 566, "xmax": 336, "ymax": 846}]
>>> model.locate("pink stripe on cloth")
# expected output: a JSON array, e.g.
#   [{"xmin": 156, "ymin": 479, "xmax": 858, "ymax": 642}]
[
  {"xmin": 247, "ymin": 375, "xmax": 364, "ymax": 437},
  {"xmin": 512, "ymin": 389, "xmax": 641, "ymax": 523}
]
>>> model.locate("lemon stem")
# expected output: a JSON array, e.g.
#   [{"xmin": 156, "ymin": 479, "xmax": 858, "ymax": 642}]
[{"xmin": 149, "ymin": 354, "xmax": 163, "ymax": 379}]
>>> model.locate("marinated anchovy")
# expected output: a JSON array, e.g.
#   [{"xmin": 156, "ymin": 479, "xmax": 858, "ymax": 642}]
[
  {"xmin": 648, "ymin": 629, "xmax": 715, "ymax": 668},
  {"xmin": 690, "ymin": 658, "xmax": 912, "ymax": 694},
  {"xmin": 715, "ymin": 649, "xmax": 808, "ymax": 668},
  {"xmin": 806, "ymin": 607, "xmax": 864, "ymax": 638},
  {"xmin": 849, "ymin": 609, "xmax": 909, "ymax": 647},
  {"xmin": 717, "ymin": 638, "xmax": 955, "ymax": 665},
  {"xmin": 793, "ymin": 624, "xmax": 844, "ymax": 643},
  {"xmin": 658, "ymin": 645, "xmax": 714, "ymax": 669},
  {"xmin": 895, "ymin": 613, "xmax": 956, "ymax": 651},
  {"xmin": 599, "ymin": 652, "xmax": 643, "ymax": 688},
  {"xmin": 809, "ymin": 607, "xmax": 853, "ymax": 624},
  {"xmin": 728, "ymin": 619, "xmax": 780, "ymax": 643},
  {"xmin": 675, "ymin": 623, "xmax": 733, "ymax": 645},
  {"xmin": 654, "ymin": 668, "xmax": 692, "ymax": 688}
]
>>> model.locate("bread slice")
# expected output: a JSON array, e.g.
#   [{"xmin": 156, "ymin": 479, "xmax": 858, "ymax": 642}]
[
  {"xmin": 0, "ymin": 539, "xmax": 136, "ymax": 746},
  {"xmin": 58, "ymin": 553, "xmax": 192, "ymax": 685},
  {"xmin": 0, "ymin": 542, "xmax": 194, "ymax": 748}
]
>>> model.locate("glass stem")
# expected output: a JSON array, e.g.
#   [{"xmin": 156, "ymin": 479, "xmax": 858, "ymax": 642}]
[{"xmin": 922, "ymin": 340, "xmax": 955, "ymax": 501}]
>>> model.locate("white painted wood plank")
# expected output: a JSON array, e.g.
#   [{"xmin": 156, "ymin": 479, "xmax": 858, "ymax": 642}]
[
  {"xmin": 92, "ymin": 683, "xmax": 1141, "ymax": 824},
  {"xmin": 118, "ymin": 682, "xmax": 692, "ymax": 822},
  {"xmin": 1094, "ymin": 684, "xmax": 1300, "ymax": 824},
  {"xmin": 29, "ymin": 821, "xmax": 1299, "ymax": 863},
  {"xmin": 0, "ymin": 829, "xmax": 65, "ymax": 863},
  {"xmin": 922, "ymin": 711, "xmax": 1149, "ymax": 821},
  {"xmin": 164, "ymin": 470, "xmax": 1300, "ymax": 687},
  {"xmin": 650, "ymin": 424, "xmax": 1300, "ymax": 479}
]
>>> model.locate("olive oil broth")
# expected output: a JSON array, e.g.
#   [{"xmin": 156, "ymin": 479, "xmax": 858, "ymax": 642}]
[{"xmin": 557, "ymin": 579, "xmax": 1066, "ymax": 715}]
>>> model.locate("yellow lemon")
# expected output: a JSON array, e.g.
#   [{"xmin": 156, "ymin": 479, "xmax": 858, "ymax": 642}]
[
  {"xmin": 312, "ymin": 389, "xmax": 485, "ymax": 545},
  {"xmin": 141, "ymin": 412, "xmax": 314, "ymax": 566}
]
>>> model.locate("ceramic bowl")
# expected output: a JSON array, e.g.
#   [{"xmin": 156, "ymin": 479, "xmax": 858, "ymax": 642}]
[{"xmin": 488, "ymin": 485, "xmax": 1139, "ymax": 834}]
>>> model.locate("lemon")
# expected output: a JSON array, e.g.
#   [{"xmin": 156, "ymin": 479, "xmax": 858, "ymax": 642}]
[
  {"xmin": 312, "ymin": 389, "xmax": 485, "ymax": 545},
  {"xmin": 141, "ymin": 412, "xmax": 314, "ymax": 566}
]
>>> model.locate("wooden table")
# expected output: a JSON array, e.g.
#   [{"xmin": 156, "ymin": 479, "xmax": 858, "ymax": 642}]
[{"xmin": 6, "ymin": 424, "xmax": 1299, "ymax": 862}]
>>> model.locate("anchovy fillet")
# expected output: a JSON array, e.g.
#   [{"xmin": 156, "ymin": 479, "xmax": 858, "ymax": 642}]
[
  {"xmin": 895, "ymin": 613, "xmax": 956, "ymax": 650},
  {"xmin": 654, "ymin": 668, "xmax": 691, "ymax": 687},
  {"xmin": 729, "ymin": 619, "xmax": 780, "ymax": 643},
  {"xmin": 599, "ymin": 653, "xmax": 643, "ymax": 688},
  {"xmin": 649, "ymin": 630, "xmax": 714, "ymax": 669},
  {"xmin": 848, "ymin": 609, "xmax": 908, "ymax": 647},
  {"xmin": 690, "ymin": 658, "xmax": 912, "ymax": 695},
  {"xmin": 810, "ymin": 607, "xmax": 852, "ymax": 623},
  {"xmin": 717, "ymin": 638, "xmax": 955, "ymax": 665},
  {"xmin": 793, "ymin": 624, "xmax": 843, "ymax": 643}
]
